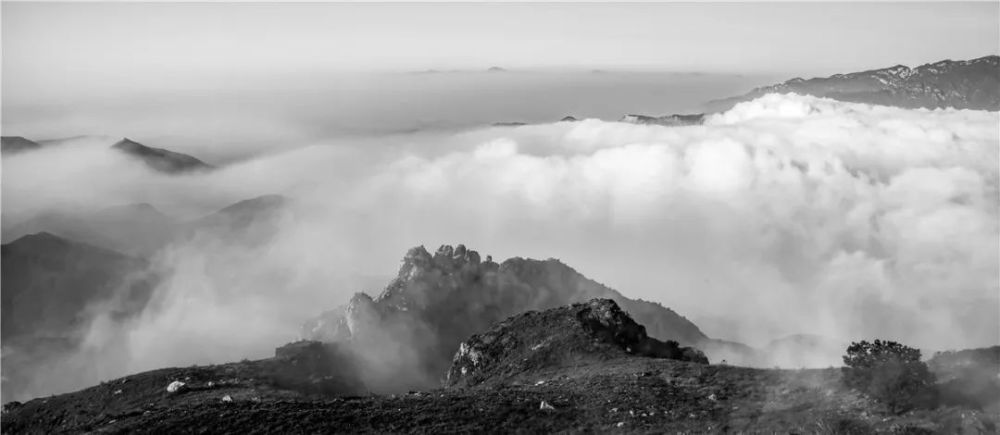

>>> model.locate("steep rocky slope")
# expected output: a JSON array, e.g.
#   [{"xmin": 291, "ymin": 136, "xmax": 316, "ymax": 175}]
[{"xmin": 709, "ymin": 55, "xmax": 1000, "ymax": 111}]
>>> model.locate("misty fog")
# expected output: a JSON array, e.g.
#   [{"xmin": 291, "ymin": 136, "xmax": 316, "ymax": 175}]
[
  {"xmin": 3, "ymin": 85, "xmax": 998, "ymax": 403},
  {"xmin": 2, "ymin": 71, "xmax": 772, "ymax": 164}
]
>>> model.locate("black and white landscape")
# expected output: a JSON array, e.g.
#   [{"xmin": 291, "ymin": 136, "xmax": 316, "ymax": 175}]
[{"xmin": 2, "ymin": 2, "xmax": 999, "ymax": 433}]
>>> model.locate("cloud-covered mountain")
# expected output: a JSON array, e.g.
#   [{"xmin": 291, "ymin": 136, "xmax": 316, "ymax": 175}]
[
  {"xmin": 1, "ymin": 136, "xmax": 42, "ymax": 154},
  {"xmin": 111, "ymin": 138, "xmax": 214, "ymax": 174},
  {"xmin": 2, "ymin": 203, "xmax": 178, "ymax": 257},
  {"xmin": 1, "ymin": 232, "xmax": 158, "ymax": 401},
  {"xmin": 300, "ymin": 243, "xmax": 753, "ymax": 391},
  {"xmin": 0, "ymin": 232, "xmax": 155, "ymax": 341},
  {"xmin": 709, "ymin": 55, "xmax": 1000, "ymax": 111}
]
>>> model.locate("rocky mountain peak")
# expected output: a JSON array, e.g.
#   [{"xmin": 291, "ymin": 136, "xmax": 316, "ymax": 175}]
[{"xmin": 299, "ymin": 243, "xmax": 722, "ymax": 392}]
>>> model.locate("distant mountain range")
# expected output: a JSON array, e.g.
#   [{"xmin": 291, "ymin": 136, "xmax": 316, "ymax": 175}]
[
  {"xmin": 1, "ymin": 232, "xmax": 158, "ymax": 401},
  {"xmin": 0, "ymin": 136, "xmax": 42, "ymax": 154},
  {"xmin": 0, "ymin": 194, "xmax": 293, "ymax": 401},
  {"xmin": 708, "ymin": 55, "xmax": 1000, "ymax": 112},
  {"xmin": 1, "ymin": 136, "xmax": 213, "ymax": 175},
  {"xmin": 611, "ymin": 55, "xmax": 999, "ymax": 128},
  {"xmin": 2, "ymin": 203, "xmax": 178, "ymax": 257},
  {"xmin": 619, "ymin": 113, "xmax": 705, "ymax": 127}
]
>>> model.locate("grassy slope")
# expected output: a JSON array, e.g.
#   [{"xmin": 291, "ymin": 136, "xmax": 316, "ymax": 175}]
[{"xmin": 3, "ymin": 356, "xmax": 996, "ymax": 434}]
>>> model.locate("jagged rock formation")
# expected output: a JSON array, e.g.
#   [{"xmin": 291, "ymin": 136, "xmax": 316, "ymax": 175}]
[
  {"xmin": 619, "ymin": 113, "xmax": 705, "ymax": 127},
  {"xmin": 111, "ymin": 138, "xmax": 214, "ymax": 174},
  {"xmin": 301, "ymin": 244, "xmax": 734, "ymax": 391},
  {"xmin": 446, "ymin": 299, "xmax": 707, "ymax": 388},
  {"xmin": 708, "ymin": 55, "xmax": 1000, "ymax": 111},
  {"xmin": 1, "ymin": 136, "xmax": 42, "ymax": 154}
]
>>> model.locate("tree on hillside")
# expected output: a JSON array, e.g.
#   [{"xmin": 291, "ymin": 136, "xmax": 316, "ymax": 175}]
[{"xmin": 842, "ymin": 340, "xmax": 936, "ymax": 414}]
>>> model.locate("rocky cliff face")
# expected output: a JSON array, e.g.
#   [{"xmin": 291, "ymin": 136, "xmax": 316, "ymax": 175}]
[
  {"xmin": 301, "ymin": 244, "xmax": 723, "ymax": 391},
  {"xmin": 709, "ymin": 55, "xmax": 1000, "ymax": 111}
]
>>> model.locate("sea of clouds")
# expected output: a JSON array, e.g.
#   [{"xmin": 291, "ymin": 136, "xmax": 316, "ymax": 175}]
[{"xmin": 2, "ymin": 93, "xmax": 998, "ymax": 398}]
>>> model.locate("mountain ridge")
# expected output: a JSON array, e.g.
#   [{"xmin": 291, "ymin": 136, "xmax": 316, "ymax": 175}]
[
  {"xmin": 111, "ymin": 138, "xmax": 214, "ymax": 174},
  {"xmin": 707, "ymin": 55, "xmax": 1000, "ymax": 111}
]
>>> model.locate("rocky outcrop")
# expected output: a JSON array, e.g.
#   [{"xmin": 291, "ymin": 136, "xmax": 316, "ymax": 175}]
[
  {"xmin": 708, "ymin": 55, "xmax": 1000, "ymax": 111},
  {"xmin": 446, "ymin": 299, "xmax": 708, "ymax": 388}
]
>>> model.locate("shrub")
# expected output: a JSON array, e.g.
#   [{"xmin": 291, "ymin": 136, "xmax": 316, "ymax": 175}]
[{"xmin": 841, "ymin": 339, "xmax": 936, "ymax": 413}]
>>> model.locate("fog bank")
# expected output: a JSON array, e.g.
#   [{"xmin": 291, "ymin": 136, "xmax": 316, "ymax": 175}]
[{"xmin": 2, "ymin": 93, "xmax": 997, "ymax": 399}]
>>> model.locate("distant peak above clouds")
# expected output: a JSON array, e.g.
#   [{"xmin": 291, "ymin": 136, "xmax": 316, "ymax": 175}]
[
  {"xmin": 1, "ymin": 136, "xmax": 43, "ymax": 154},
  {"xmin": 111, "ymin": 138, "xmax": 214, "ymax": 174},
  {"xmin": 708, "ymin": 55, "xmax": 1000, "ymax": 112}
]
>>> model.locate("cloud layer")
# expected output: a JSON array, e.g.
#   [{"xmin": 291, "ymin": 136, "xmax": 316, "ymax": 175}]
[{"xmin": 2, "ymin": 93, "xmax": 997, "ymax": 398}]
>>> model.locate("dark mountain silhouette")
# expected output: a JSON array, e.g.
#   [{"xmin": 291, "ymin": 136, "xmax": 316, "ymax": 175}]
[
  {"xmin": 2, "ymin": 203, "xmax": 179, "ymax": 257},
  {"xmin": 1, "ymin": 232, "xmax": 158, "ymax": 401},
  {"xmin": 1, "ymin": 136, "xmax": 42, "ymax": 154},
  {"xmin": 182, "ymin": 194, "xmax": 289, "ymax": 245},
  {"xmin": 708, "ymin": 55, "xmax": 1000, "ymax": 111},
  {"xmin": 3, "ymin": 195, "xmax": 289, "ymax": 259},
  {"xmin": 111, "ymin": 138, "xmax": 214, "ymax": 174},
  {"xmin": 0, "ymin": 232, "xmax": 155, "ymax": 341}
]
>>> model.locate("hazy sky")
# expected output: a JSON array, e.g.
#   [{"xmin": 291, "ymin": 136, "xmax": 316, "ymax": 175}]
[{"xmin": 3, "ymin": 2, "xmax": 998, "ymax": 93}]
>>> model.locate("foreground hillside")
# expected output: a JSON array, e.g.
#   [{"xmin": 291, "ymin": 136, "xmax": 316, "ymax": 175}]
[{"xmin": 3, "ymin": 300, "xmax": 996, "ymax": 434}]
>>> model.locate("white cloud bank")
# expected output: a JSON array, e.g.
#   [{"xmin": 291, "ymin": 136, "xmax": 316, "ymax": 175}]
[{"xmin": 2, "ymin": 93, "xmax": 997, "ymax": 397}]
